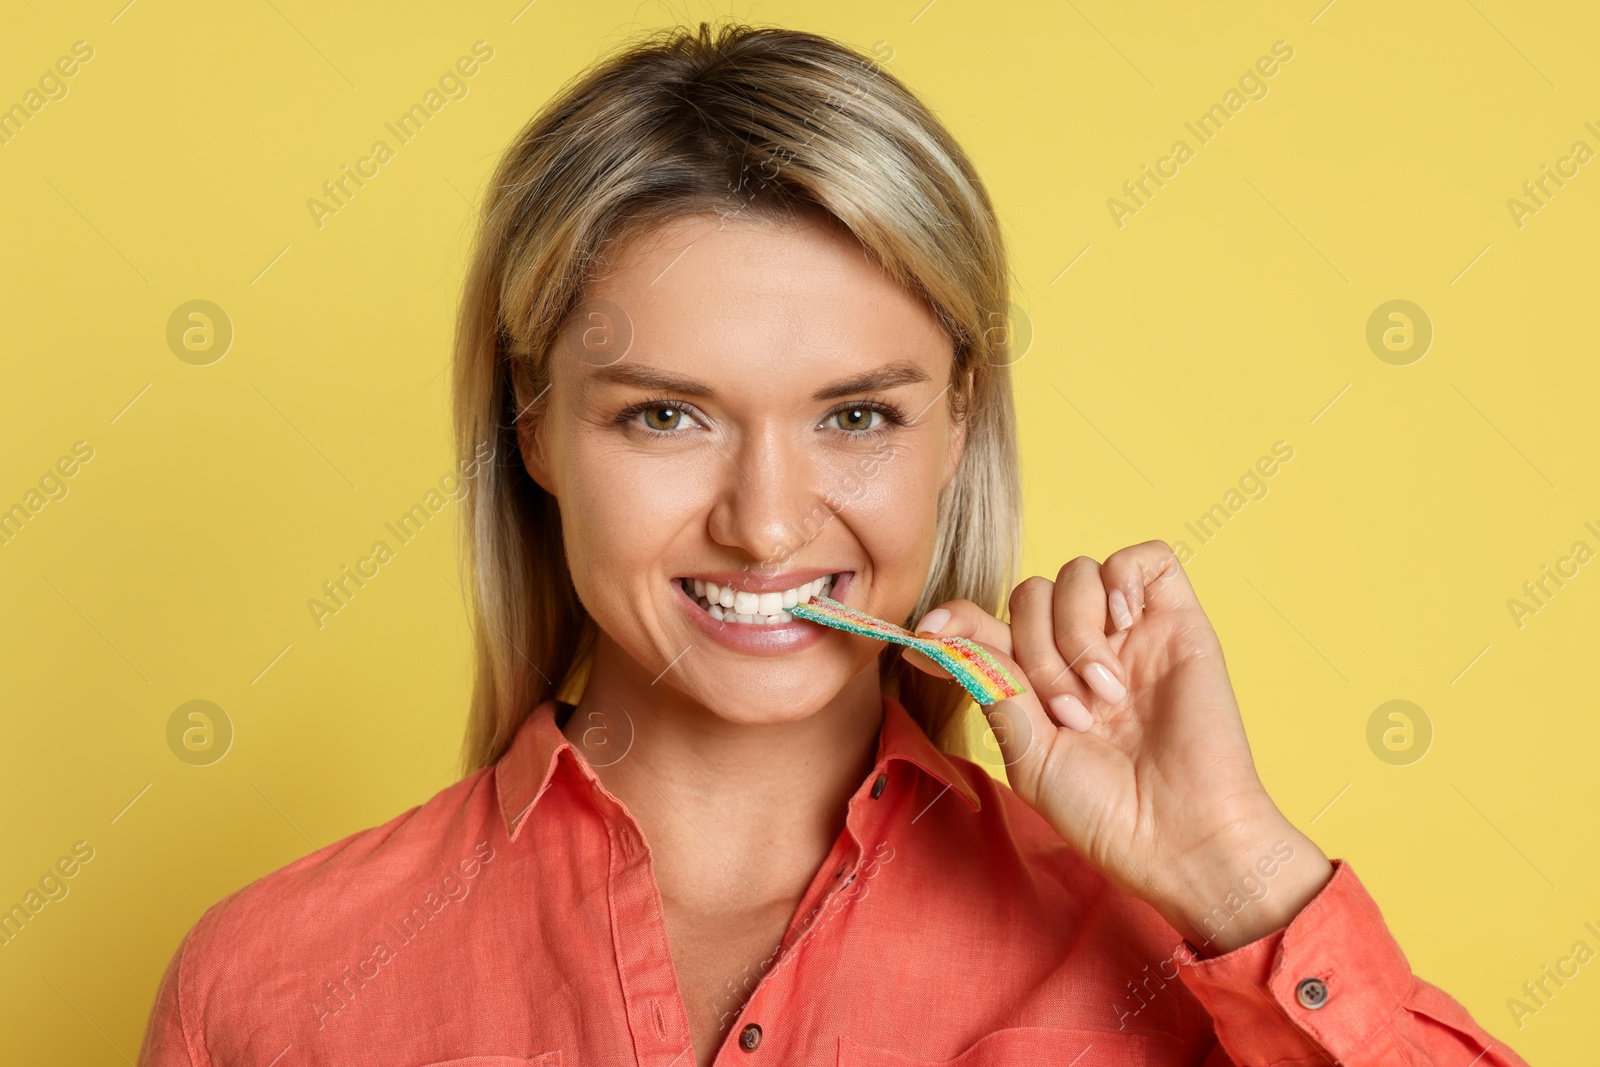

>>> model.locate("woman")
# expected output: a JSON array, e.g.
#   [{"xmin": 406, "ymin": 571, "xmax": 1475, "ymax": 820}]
[{"xmin": 139, "ymin": 21, "xmax": 1529, "ymax": 1067}]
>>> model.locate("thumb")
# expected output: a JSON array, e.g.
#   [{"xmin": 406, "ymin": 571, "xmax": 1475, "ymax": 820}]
[
  {"xmin": 981, "ymin": 699, "xmax": 1045, "ymax": 779},
  {"xmin": 965, "ymin": 638, "xmax": 1060, "ymax": 794}
]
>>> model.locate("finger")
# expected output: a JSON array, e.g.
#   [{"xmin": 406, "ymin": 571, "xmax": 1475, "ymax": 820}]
[
  {"xmin": 962, "ymin": 637, "xmax": 1064, "ymax": 780},
  {"xmin": 1107, "ymin": 586, "xmax": 1135, "ymax": 633},
  {"xmin": 1102, "ymin": 540, "xmax": 1203, "ymax": 625},
  {"xmin": 1003, "ymin": 575, "xmax": 1098, "ymax": 732},
  {"xmin": 908, "ymin": 598, "xmax": 1014, "ymax": 658},
  {"xmin": 898, "ymin": 600, "xmax": 1093, "ymax": 734},
  {"xmin": 901, "ymin": 645, "xmax": 1093, "ymax": 734},
  {"xmin": 905, "ymin": 597, "xmax": 1098, "ymax": 733},
  {"xmin": 899, "ymin": 644, "xmax": 953, "ymax": 682},
  {"xmin": 1041, "ymin": 558, "xmax": 1129, "ymax": 709},
  {"xmin": 983, "ymin": 698, "xmax": 1050, "ymax": 778},
  {"xmin": 898, "ymin": 608, "xmax": 1025, "ymax": 709},
  {"xmin": 898, "ymin": 598, "xmax": 993, "ymax": 684}
]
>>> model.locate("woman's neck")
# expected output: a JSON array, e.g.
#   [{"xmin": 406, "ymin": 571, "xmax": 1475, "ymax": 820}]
[
  {"xmin": 557, "ymin": 635, "xmax": 887, "ymax": 1060},
  {"xmin": 562, "ymin": 632, "xmax": 886, "ymax": 905}
]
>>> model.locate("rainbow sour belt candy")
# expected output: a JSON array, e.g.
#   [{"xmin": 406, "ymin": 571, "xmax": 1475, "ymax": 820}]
[{"xmin": 789, "ymin": 594, "xmax": 1028, "ymax": 706}]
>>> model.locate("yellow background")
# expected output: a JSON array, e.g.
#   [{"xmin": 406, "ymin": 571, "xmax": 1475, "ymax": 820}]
[{"xmin": 2, "ymin": 0, "xmax": 1595, "ymax": 1061}]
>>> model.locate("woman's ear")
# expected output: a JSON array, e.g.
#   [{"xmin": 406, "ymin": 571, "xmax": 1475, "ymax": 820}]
[
  {"xmin": 940, "ymin": 369, "xmax": 973, "ymax": 490},
  {"xmin": 515, "ymin": 388, "xmax": 556, "ymax": 496},
  {"xmin": 941, "ymin": 415, "xmax": 967, "ymax": 491}
]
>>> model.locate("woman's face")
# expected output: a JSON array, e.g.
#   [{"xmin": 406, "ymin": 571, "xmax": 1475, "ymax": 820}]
[{"xmin": 520, "ymin": 209, "xmax": 966, "ymax": 727}]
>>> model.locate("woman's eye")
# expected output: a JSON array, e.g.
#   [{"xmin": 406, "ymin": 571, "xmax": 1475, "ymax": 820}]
[
  {"xmin": 830, "ymin": 406, "xmax": 883, "ymax": 433},
  {"xmin": 640, "ymin": 405, "xmax": 687, "ymax": 431}
]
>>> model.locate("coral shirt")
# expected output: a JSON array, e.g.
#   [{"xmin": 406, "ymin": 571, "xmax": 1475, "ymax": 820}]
[{"xmin": 138, "ymin": 694, "xmax": 1528, "ymax": 1066}]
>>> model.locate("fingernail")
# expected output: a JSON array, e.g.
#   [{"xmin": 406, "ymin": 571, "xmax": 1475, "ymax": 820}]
[
  {"xmin": 1108, "ymin": 589, "xmax": 1133, "ymax": 631},
  {"xmin": 1048, "ymin": 693, "xmax": 1094, "ymax": 732},
  {"xmin": 1082, "ymin": 661, "xmax": 1127, "ymax": 704},
  {"xmin": 914, "ymin": 607, "xmax": 951, "ymax": 636}
]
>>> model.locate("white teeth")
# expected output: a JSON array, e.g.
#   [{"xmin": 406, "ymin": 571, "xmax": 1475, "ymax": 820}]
[{"xmin": 682, "ymin": 573, "xmax": 839, "ymax": 625}]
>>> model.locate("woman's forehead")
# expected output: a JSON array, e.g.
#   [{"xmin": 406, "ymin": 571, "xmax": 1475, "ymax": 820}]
[{"xmin": 560, "ymin": 213, "xmax": 951, "ymax": 388}]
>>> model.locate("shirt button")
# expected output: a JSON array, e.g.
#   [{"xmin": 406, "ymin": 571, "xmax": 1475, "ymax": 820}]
[
  {"xmin": 1295, "ymin": 976, "xmax": 1329, "ymax": 1010},
  {"xmin": 739, "ymin": 1023, "xmax": 762, "ymax": 1051},
  {"xmin": 870, "ymin": 773, "xmax": 888, "ymax": 799}
]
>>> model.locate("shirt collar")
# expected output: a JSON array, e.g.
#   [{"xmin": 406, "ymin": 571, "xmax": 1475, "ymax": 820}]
[
  {"xmin": 874, "ymin": 691, "xmax": 983, "ymax": 813},
  {"xmin": 495, "ymin": 691, "xmax": 981, "ymax": 840}
]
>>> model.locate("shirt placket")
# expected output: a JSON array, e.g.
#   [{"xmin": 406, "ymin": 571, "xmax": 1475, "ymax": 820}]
[
  {"xmin": 595, "ymin": 784, "xmax": 696, "ymax": 1066},
  {"xmin": 711, "ymin": 764, "xmax": 898, "ymax": 1063}
]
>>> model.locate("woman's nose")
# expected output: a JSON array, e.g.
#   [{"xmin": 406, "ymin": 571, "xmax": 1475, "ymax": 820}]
[{"xmin": 704, "ymin": 428, "xmax": 829, "ymax": 566}]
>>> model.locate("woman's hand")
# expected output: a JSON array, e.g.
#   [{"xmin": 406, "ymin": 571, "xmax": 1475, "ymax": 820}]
[{"xmin": 904, "ymin": 540, "xmax": 1333, "ymax": 954}]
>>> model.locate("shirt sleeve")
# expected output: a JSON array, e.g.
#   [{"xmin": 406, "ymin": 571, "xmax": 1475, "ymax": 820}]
[
  {"xmin": 1174, "ymin": 858, "xmax": 1531, "ymax": 1066},
  {"xmin": 136, "ymin": 925, "xmax": 203, "ymax": 1067}
]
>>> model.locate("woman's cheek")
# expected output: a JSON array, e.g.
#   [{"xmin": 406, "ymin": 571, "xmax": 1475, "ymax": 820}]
[
  {"xmin": 853, "ymin": 439, "xmax": 940, "ymax": 516},
  {"xmin": 565, "ymin": 448, "xmax": 709, "ymax": 592},
  {"xmin": 827, "ymin": 443, "xmax": 943, "ymax": 587}
]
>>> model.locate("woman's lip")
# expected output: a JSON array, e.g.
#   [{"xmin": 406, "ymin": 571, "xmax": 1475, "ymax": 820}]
[
  {"xmin": 674, "ymin": 571, "xmax": 854, "ymax": 654},
  {"xmin": 675, "ymin": 568, "xmax": 851, "ymax": 594}
]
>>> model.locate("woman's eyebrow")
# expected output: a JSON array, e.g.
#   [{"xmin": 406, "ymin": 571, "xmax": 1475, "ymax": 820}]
[
  {"xmin": 589, "ymin": 364, "xmax": 716, "ymax": 397},
  {"xmin": 810, "ymin": 360, "xmax": 931, "ymax": 401},
  {"xmin": 587, "ymin": 359, "xmax": 932, "ymax": 400}
]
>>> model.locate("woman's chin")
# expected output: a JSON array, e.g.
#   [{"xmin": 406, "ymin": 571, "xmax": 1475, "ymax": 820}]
[{"xmin": 675, "ymin": 673, "xmax": 849, "ymax": 729}]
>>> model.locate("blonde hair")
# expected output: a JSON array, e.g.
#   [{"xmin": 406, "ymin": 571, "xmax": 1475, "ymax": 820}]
[{"xmin": 452, "ymin": 19, "xmax": 1021, "ymax": 773}]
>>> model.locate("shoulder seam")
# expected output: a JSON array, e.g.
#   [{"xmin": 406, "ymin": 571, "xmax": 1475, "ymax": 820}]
[{"xmin": 176, "ymin": 900, "xmax": 225, "ymax": 1067}]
